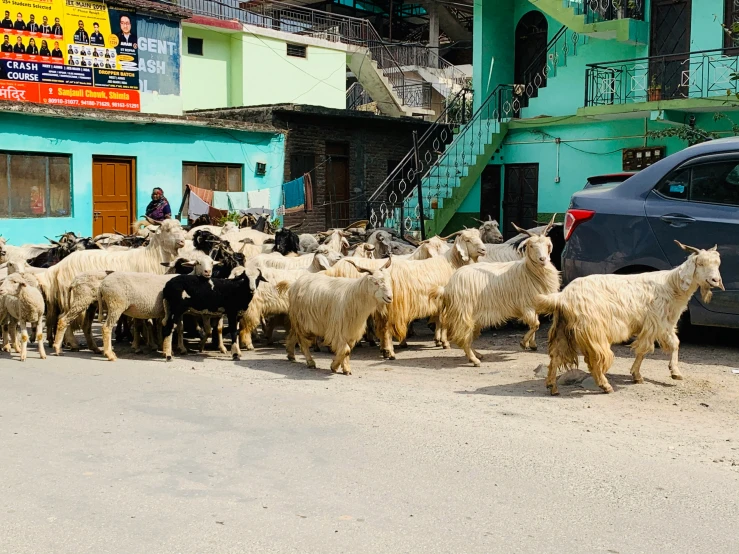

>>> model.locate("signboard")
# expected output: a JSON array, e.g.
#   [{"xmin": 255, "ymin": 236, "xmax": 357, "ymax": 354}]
[
  {"xmin": 0, "ymin": 0, "xmax": 140, "ymax": 110},
  {"xmin": 137, "ymin": 15, "xmax": 179, "ymax": 96}
]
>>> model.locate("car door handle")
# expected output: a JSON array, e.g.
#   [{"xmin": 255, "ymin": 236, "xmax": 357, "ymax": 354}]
[{"xmin": 661, "ymin": 214, "xmax": 695, "ymax": 226}]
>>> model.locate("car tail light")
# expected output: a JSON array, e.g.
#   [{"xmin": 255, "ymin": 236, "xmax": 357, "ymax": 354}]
[{"xmin": 564, "ymin": 209, "xmax": 595, "ymax": 241}]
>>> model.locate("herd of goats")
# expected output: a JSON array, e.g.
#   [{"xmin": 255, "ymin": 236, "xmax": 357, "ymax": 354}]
[{"xmin": 0, "ymin": 211, "xmax": 725, "ymax": 395}]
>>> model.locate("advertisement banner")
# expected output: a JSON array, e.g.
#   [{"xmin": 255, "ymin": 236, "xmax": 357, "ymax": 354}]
[
  {"xmin": 137, "ymin": 15, "xmax": 179, "ymax": 96},
  {"xmin": 0, "ymin": 0, "xmax": 140, "ymax": 109}
]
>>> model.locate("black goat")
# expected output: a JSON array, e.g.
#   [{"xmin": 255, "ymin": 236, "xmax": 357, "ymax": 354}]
[
  {"xmin": 161, "ymin": 271, "xmax": 267, "ymax": 361},
  {"xmin": 192, "ymin": 229, "xmax": 244, "ymax": 278},
  {"xmin": 189, "ymin": 214, "xmax": 211, "ymax": 230},
  {"xmin": 273, "ymin": 226, "xmax": 301, "ymax": 256},
  {"xmin": 28, "ymin": 235, "xmax": 100, "ymax": 268}
]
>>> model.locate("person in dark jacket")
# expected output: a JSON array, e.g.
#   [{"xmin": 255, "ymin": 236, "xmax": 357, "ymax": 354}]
[
  {"xmin": 39, "ymin": 39, "xmax": 50, "ymax": 56},
  {"xmin": 40, "ymin": 16, "xmax": 51, "ymax": 34},
  {"xmin": 27, "ymin": 14, "xmax": 39, "ymax": 33},
  {"xmin": 1, "ymin": 35, "xmax": 11, "ymax": 53},
  {"xmin": 51, "ymin": 17, "xmax": 62, "ymax": 35},
  {"xmin": 26, "ymin": 37, "xmax": 38, "ymax": 55},
  {"xmin": 90, "ymin": 22, "xmax": 104, "ymax": 46},
  {"xmin": 13, "ymin": 12, "xmax": 25, "ymax": 31},
  {"xmin": 51, "ymin": 41, "xmax": 62, "ymax": 57},
  {"xmin": 1, "ymin": 11, "xmax": 13, "ymax": 29},
  {"xmin": 73, "ymin": 20, "xmax": 88, "ymax": 44},
  {"xmin": 13, "ymin": 36, "xmax": 24, "ymax": 53}
]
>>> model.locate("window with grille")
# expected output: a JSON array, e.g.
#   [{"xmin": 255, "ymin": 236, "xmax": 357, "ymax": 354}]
[
  {"xmin": 0, "ymin": 152, "xmax": 71, "ymax": 218},
  {"xmin": 182, "ymin": 163, "xmax": 243, "ymax": 193},
  {"xmin": 286, "ymin": 43, "xmax": 307, "ymax": 58},
  {"xmin": 726, "ymin": 0, "xmax": 739, "ymax": 48},
  {"xmin": 187, "ymin": 37, "xmax": 203, "ymax": 56}
]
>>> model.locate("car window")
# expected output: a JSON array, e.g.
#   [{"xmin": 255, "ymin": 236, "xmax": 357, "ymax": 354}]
[
  {"xmin": 691, "ymin": 161, "xmax": 739, "ymax": 206},
  {"xmin": 656, "ymin": 168, "xmax": 690, "ymax": 200},
  {"xmin": 656, "ymin": 161, "xmax": 739, "ymax": 206}
]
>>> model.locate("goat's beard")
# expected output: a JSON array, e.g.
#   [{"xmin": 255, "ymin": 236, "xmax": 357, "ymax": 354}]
[{"xmin": 700, "ymin": 284, "xmax": 713, "ymax": 304}]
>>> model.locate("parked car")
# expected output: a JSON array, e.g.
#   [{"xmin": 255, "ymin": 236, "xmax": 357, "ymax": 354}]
[
  {"xmin": 583, "ymin": 172, "xmax": 635, "ymax": 189},
  {"xmin": 562, "ymin": 137, "xmax": 739, "ymax": 328}
]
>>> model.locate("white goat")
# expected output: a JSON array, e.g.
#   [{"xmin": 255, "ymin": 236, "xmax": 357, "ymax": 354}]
[
  {"xmin": 0, "ymin": 273, "xmax": 46, "ymax": 361},
  {"xmin": 537, "ymin": 241, "xmax": 724, "ymax": 395},
  {"xmin": 325, "ymin": 229, "xmax": 486, "ymax": 359},
  {"xmin": 319, "ymin": 229, "xmax": 350, "ymax": 255},
  {"xmin": 246, "ymin": 246, "xmax": 342, "ymax": 271},
  {"xmin": 438, "ymin": 221, "xmax": 560, "ymax": 367},
  {"xmin": 349, "ymin": 243, "xmax": 376, "ymax": 258},
  {"xmin": 299, "ymin": 234, "xmax": 319, "ymax": 253},
  {"xmin": 281, "ymin": 258, "xmax": 393, "ymax": 374}
]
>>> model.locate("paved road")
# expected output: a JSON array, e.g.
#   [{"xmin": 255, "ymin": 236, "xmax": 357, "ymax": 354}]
[{"xmin": 1, "ymin": 328, "xmax": 738, "ymax": 554}]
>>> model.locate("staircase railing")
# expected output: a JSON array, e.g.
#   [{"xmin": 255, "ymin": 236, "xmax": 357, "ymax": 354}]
[
  {"xmin": 384, "ymin": 43, "xmax": 469, "ymax": 85},
  {"xmin": 366, "ymin": 85, "xmax": 513, "ymax": 236},
  {"xmin": 346, "ymin": 82, "xmax": 376, "ymax": 111},
  {"xmin": 564, "ymin": 0, "xmax": 645, "ymax": 23}
]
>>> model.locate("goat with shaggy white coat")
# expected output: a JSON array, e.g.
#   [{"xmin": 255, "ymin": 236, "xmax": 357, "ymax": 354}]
[
  {"xmin": 537, "ymin": 241, "xmax": 724, "ymax": 395},
  {"xmin": 325, "ymin": 229, "xmax": 486, "ymax": 359},
  {"xmin": 439, "ymin": 220, "xmax": 560, "ymax": 367},
  {"xmin": 246, "ymin": 246, "xmax": 342, "ymax": 271},
  {"xmin": 43, "ymin": 219, "xmax": 186, "ymax": 346},
  {"xmin": 281, "ymin": 258, "xmax": 393, "ymax": 374}
]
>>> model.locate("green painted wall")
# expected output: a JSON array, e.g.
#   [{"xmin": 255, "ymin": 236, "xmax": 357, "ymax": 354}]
[
  {"xmin": 182, "ymin": 27, "xmax": 232, "ymax": 110},
  {"xmin": 181, "ymin": 25, "xmax": 346, "ymax": 111},
  {"xmin": 473, "ymin": 0, "xmax": 514, "ymax": 108}
]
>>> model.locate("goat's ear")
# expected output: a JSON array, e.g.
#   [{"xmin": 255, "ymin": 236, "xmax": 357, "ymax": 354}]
[
  {"xmin": 455, "ymin": 240, "xmax": 469, "ymax": 262},
  {"xmin": 316, "ymin": 255, "xmax": 331, "ymax": 271},
  {"xmin": 516, "ymin": 238, "xmax": 530, "ymax": 254},
  {"xmin": 160, "ymin": 262, "xmax": 173, "ymax": 268},
  {"xmin": 678, "ymin": 256, "xmax": 697, "ymax": 292}
]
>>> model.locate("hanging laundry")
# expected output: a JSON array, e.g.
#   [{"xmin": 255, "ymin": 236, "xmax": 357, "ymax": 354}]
[
  {"xmin": 187, "ymin": 190, "xmax": 211, "ymax": 219},
  {"xmin": 283, "ymin": 176, "xmax": 305, "ymax": 214},
  {"xmin": 303, "ymin": 173, "xmax": 314, "ymax": 212},
  {"xmin": 212, "ymin": 191, "xmax": 231, "ymax": 210},
  {"xmin": 248, "ymin": 188, "xmax": 271, "ymax": 209},
  {"xmin": 227, "ymin": 192, "xmax": 250, "ymax": 212}
]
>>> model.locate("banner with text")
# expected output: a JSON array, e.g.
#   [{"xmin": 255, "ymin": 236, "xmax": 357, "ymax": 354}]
[
  {"xmin": 0, "ymin": 0, "xmax": 140, "ymax": 110},
  {"xmin": 137, "ymin": 15, "xmax": 179, "ymax": 96}
]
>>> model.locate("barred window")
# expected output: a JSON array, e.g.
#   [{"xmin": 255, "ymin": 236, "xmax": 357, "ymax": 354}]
[{"xmin": 0, "ymin": 153, "xmax": 71, "ymax": 218}]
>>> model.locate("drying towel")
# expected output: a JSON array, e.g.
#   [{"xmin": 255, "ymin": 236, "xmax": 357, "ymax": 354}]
[
  {"xmin": 248, "ymin": 189, "xmax": 271, "ymax": 209},
  {"xmin": 283, "ymin": 176, "xmax": 305, "ymax": 213},
  {"xmin": 304, "ymin": 173, "xmax": 314, "ymax": 212},
  {"xmin": 227, "ymin": 192, "xmax": 250, "ymax": 212},
  {"xmin": 187, "ymin": 184, "xmax": 214, "ymax": 205},
  {"xmin": 212, "ymin": 191, "xmax": 231, "ymax": 210},
  {"xmin": 188, "ymin": 190, "xmax": 211, "ymax": 219}
]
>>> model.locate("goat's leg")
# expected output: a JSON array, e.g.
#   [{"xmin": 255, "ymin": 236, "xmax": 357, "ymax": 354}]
[
  {"xmin": 364, "ymin": 318, "xmax": 377, "ymax": 347},
  {"xmin": 297, "ymin": 334, "xmax": 317, "ymax": 369},
  {"xmin": 176, "ymin": 318, "xmax": 187, "ymax": 355},
  {"xmin": 102, "ymin": 313, "xmax": 120, "ymax": 361},
  {"xmin": 630, "ymin": 333, "xmax": 657, "ymax": 383},
  {"xmin": 35, "ymin": 316, "xmax": 46, "ymax": 360},
  {"xmin": 132, "ymin": 320, "xmax": 143, "ymax": 354},
  {"xmin": 83, "ymin": 305, "xmax": 101, "ymax": 354},
  {"xmin": 198, "ymin": 317, "xmax": 210, "ymax": 353},
  {"xmin": 585, "ymin": 345, "xmax": 614, "ymax": 393},
  {"xmin": 161, "ymin": 309, "xmax": 180, "ymax": 362},
  {"xmin": 64, "ymin": 326, "xmax": 80, "ymax": 351},
  {"xmin": 661, "ymin": 332, "xmax": 682, "ymax": 380},
  {"xmin": 227, "ymin": 314, "xmax": 241, "ymax": 360},
  {"xmin": 1, "ymin": 323, "xmax": 10, "ymax": 353},
  {"xmin": 520, "ymin": 310, "xmax": 540, "ymax": 350},
  {"xmin": 216, "ymin": 317, "xmax": 227, "ymax": 355},
  {"xmin": 546, "ymin": 358, "xmax": 560, "ymax": 396},
  {"xmin": 331, "ymin": 344, "xmax": 352, "ymax": 375},
  {"xmin": 629, "ymin": 354, "xmax": 646, "ymax": 384},
  {"xmin": 239, "ymin": 314, "xmax": 255, "ymax": 350},
  {"xmin": 286, "ymin": 329, "xmax": 298, "ymax": 362},
  {"xmin": 462, "ymin": 335, "xmax": 481, "ymax": 367},
  {"xmin": 18, "ymin": 321, "xmax": 29, "ymax": 362},
  {"xmin": 53, "ymin": 315, "xmax": 70, "ymax": 355}
]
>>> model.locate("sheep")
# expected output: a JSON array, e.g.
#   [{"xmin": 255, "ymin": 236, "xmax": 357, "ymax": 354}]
[
  {"xmin": 438, "ymin": 219, "xmax": 560, "ymax": 367},
  {"xmin": 299, "ymin": 233, "xmax": 319, "ymax": 253},
  {"xmin": 536, "ymin": 241, "xmax": 724, "ymax": 395},
  {"xmin": 474, "ymin": 216, "xmax": 504, "ymax": 244},
  {"xmin": 281, "ymin": 258, "xmax": 393, "ymax": 374},
  {"xmin": 97, "ymin": 253, "xmax": 217, "ymax": 361},
  {"xmin": 326, "ymin": 229, "xmax": 486, "ymax": 359},
  {"xmin": 43, "ymin": 219, "xmax": 186, "ymax": 346},
  {"xmin": 0, "ymin": 273, "xmax": 46, "ymax": 361},
  {"xmin": 52, "ymin": 272, "xmax": 108, "ymax": 356},
  {"xmin": 161, "ymin": 270, "xmax": 267, "ymax": 361}
]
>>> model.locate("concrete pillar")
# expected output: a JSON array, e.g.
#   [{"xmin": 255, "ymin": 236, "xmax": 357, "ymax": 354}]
[{"xmin": 428, "ymin": 1, "xmax": 439, "ymax": 69}]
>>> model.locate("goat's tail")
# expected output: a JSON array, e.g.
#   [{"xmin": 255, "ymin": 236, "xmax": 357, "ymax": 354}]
[
  {"xmin": 540, "ymin": 293, "xmax": 579, "ymax": 373},
  {"xmin": 275, "ymin": 281, "xmax": 290, "ymax": 296},
  {"xmin": 534, "ymin": 293, "xmax": 561, "ymax": 315}
]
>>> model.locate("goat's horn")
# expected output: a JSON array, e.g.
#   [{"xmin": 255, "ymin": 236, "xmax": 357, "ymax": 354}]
[
  {"xmin": 365, "ymin": 244, "xmax": 376, "ymax": 250},
  {"xmin": 542, "ymin": 213, "xmax": 557, "ymax": 236},
  {"xmin": 511, "ymin": 222, "xmax": 534, "ymax": 237},
  {"xmin": 674, "ymin": 240, "xmax": 702, "ymax": 255},
  {"xmin": 143, "ymin": 215, "xmax": 158, "ymax": 225},
  {"xmin": 403, "ymin": 234, "xmax": 420, "ymax": 247},
  {"xmin": 344, "ymin": 220, "xmax": 368, "ymax": 231},
  {"xmin": 382, "ymin": 256, "xmax": 392, "ymax": 269},
  {"xmin": 345, "ymin": 260, "xmax": 373, "ymax": 274},
  {"xmin": 710, "ymin": 244, "xmax": 718, "ymax": 251},
  {"xmin": 472, "ymin": 218, "xmax": 485, "ymax": 224},
  {"xmin": 285, "ymin": 220, "xmax": 304, "ymax": 230},
  {"xmin": 439, "ymin": 230, "xmax": 464, "ymax": 241}
]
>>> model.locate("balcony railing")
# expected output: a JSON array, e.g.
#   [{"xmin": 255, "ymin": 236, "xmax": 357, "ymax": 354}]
[
  {"xmin": 346, "ymin": 82, "xmax": 375, "ymax": 111},
  {"xmin": 585, "ymin": 49, "xmax": 739, "ymax": 107},
  {"xmin": 565, "ymin": 0, "xmax": 645, "ymax": 23}
]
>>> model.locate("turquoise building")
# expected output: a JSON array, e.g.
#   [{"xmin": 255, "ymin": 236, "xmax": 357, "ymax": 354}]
[{"xmin": 399, "ymin": 0, "xmax": 739, "ymax": 237}]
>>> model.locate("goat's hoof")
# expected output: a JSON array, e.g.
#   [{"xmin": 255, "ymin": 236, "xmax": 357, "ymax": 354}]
[
  {"xmin": 398, "ymin": 342, "xmax": 409, "ymax": 349},
  {"xmin": 287, "ymin": 355, "xmax": 295, "ymax": 362},
  {"xmin": 134, "ymin": 349, "xmax": 143, "ymax": 355},
  {"xmin": 40, "ymin": 354, "xmax": 47, "ymax": 360},
  {"xmin": 70, "ymin": 347, "xmax": 80, "ymax": 353},
  {"xmin": 54, "ymin": 350, "xmax": 62, "ymax": 356},
  {"xmin": 547, "ymin": 385, "xmax": 560, "ymax": 396},
  {"xmin": 602, "ymin": 385, "xmax": 614, "ymax": 394},
  {"xmin": 671, "ymin": 373, "xmax": 683, "ymax": 381},
  {"xmin": 388, "ymin": 354, "xmax": 396, "ymax": 360},
  {"xmin": 307, "ymin": 361, "xmax": 316, "ymax": 369},
  {"xmin": 633, "ymin": 377, "xmax": 644, "ymax": 384},
  {"xmin": 232, "ymin": 354, "xmax": 240, "ymax": 361},
  {"xmin": 166, "ymin": 356, "xmax": 172, "ymax": 362},
  {"xmin": 343, "ymin": 369, "xmax": 351, "ymax": 376}
]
